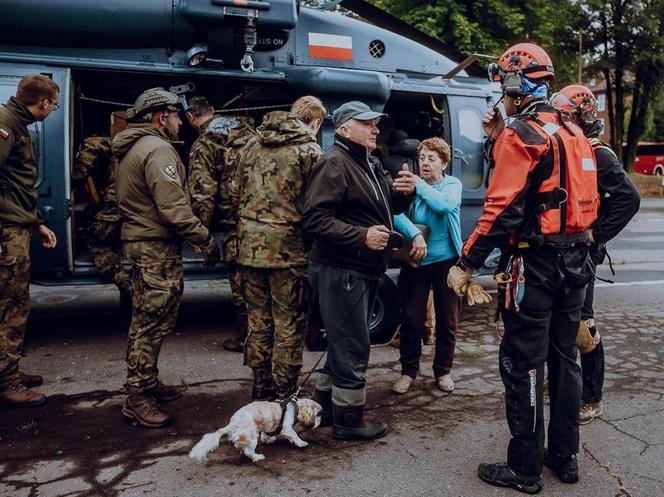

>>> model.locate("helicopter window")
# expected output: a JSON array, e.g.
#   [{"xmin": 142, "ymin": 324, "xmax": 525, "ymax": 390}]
[
  {"xmin": 369, "ymin": 40, "xmax": 386, "ymax": 59},
  {"xmin": 457, "ymin": 108, "xmax": 484, "ymax": 190}
]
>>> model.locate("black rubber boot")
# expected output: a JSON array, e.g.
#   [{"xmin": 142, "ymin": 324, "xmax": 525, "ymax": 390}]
[
  {"xmin": 332, "ymin": 404, "xmax": 387, "ymax": 440},
  {"xmin": 544, "ymin": 451, "xmax": 579, "ymax": 483},
  {"xmin": 313, "ymin": 389, "xmax": 333, "ymax": 427},
  {"xmin": 478, "ymin": 462, "xmax": 543, "ymax": 494},
  {"xmin": 251, "ymin": 367, "xmax": 275, "ymax": 401}
]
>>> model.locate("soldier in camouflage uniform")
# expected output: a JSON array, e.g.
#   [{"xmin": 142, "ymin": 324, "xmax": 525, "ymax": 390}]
[
  {"xmin": 114, "ymin": 88, "xmax": 220, "ymax": 428},
  {"xmin": 236, "ymin": 96, "xmax": 325, "ymax": 400},
  {"xmin": 72, "ymin": 136, "xmax": 131, "ymax": 308},
  {"xmin": 185, "ymin": 96, "xmax": 255, "ymax": 352},
  {"xmin": 1, "ymin": 74, "xmax": 59, "ymax": 406}
]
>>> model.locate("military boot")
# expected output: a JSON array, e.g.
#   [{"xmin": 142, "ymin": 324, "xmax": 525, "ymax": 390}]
[
  {"xmin": 0, "ymin": 381, "xmax": 46, "ymax": 407},
  {"xmin": 145, "ymin": 380, "xmax": 184, "ymax": 402},
  {"xmin": 19, "ymin": 371, "xmax": 44, "ymax": 388},
  {"xmin": 275, "ymin": 380, "xmax": 298, "ymax": 401},
  {"xmin": 121, "ymin": 393, "xmax": 170, "ymax": 428},
  {"xmin": 251, "ymin": 367, "xmax": 275, "ymax": 401},
  {"xmin": 332, "ymin": 404, "xmax": 388, "ymax": 440},
  {"xmin": 313, "ymin": 388, "xmax": 333, "ymax": 426}
]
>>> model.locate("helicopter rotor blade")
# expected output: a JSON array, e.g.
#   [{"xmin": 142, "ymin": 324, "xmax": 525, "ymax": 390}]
[{"xmin": 338, "ymin": 0, "xmax": 485, "ymax": 77}]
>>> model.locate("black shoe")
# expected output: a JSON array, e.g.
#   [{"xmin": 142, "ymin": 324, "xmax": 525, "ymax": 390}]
[
  {"xmin": 478, "ymin": 462, "xmax": 543, "ymax": 494},
  {"xmin": 313, "ymin": 388, "xmax": 333, "ymax": 427},
  {"xmin": 222, "ymin": 335, "xmax": 245, "ymax": 353},
  {"xmin": 332, "ymin": 404, "xmax": 387, "ymax": 441},
  {"xmin": 544, "ymin": 451, "xmax": 579, "ymax": 483},
  {"xmin": 144, "ymin": 380, "xmax": 184, "ymax": 402}
]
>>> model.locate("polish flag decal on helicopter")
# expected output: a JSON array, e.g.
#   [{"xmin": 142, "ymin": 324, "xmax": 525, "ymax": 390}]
[{"xmin": 308, "ymin": 33, "xmax": 353, "ymax": 60}]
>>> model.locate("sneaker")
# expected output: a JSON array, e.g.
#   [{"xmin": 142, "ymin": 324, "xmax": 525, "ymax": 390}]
[
  {"xmin": 391, "ymin": 375, "xmax": 414, "ymax": 394},
  {"xmin": 579, "ymin": 402, "xmax": 603, "ymax": 425},
  {"xmin": 19, "ymin": 371, "xmax": 44, "ymax": 388},
  {"xmin": 122, "ymin": 393, "xmax": 170, "ymax": 428},
  {"xmin": 145, "ymin": 380, "xmax": 184, "ymax": 402},
  {"xmin": 544, "ymin": 451, "xmax": 579, "ymax": 483},
  {"xmin": 0, "ymin": 381, "xmax": 46, "ymax": 407},
  {"xmin": 478, "ymin": 462, "xmax": 543, "ymax": 494}
]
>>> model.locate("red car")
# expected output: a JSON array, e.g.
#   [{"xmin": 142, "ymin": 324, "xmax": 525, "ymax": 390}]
[{"xmin": 634, "ymin": 142, "xmax": 664, "ymax": 176}]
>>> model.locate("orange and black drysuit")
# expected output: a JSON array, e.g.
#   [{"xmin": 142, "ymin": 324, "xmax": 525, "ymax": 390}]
[
  {"xmin": 580, "ymin": 138, "xmax": 640, "ymax": 405},
  {"xmin": 460, "ymin": 102, "xmax": 598, "ymax": 477}
]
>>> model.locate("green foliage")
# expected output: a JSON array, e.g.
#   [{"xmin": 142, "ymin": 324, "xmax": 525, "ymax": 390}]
[{"xmin": 368, "ymin": 0, "xmax": 579, "ymax": 84}]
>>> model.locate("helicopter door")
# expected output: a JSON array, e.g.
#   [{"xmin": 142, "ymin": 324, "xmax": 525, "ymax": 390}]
[
  {"xmin": 446, "ymin": 95, "xmax": 489, "ymax": 239},
  {"xmin": 0, "ymin": 65, "xmax": 72, "ymax": 276}
]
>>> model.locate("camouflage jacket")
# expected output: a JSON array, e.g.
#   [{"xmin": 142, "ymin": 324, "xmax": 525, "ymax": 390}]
[
  {"xmin": 187, "ymin": 116, "xmax": 254, "ymax": 230},
  {"xmin": 0, "ymin": 97, "xmax": 45, "ymax": 227},
  {"xmin": 236, "ymin": 111, "xmax": 322, "ymax": 268},
  {"xmin": 113, "ymin": 124, "xmax": 209, "ymax": 244},
  {"xmin": 73, "ymin": 136, "xmax": 121, "ymax": 223}
]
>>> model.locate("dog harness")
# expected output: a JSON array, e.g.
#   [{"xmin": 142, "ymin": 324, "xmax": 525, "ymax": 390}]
[{"xmin": 265, "ymin": 395, "xmax": 299, "ymax": 437}]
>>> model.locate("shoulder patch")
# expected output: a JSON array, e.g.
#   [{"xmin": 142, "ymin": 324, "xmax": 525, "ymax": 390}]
[
  {"xmin": 0, "ymin": 128, "xmax": 10, "ymax": 139},
  {"xmin": 163, "ymin": 164, "xmax": 179, "ymax": 180},
  {"xmin": 206, "ymin": 116, "xmax": 240, "ymax": 136},
  {"xmin": 508, "ymin": 119, "xmax": 547, "ymax": 145}
]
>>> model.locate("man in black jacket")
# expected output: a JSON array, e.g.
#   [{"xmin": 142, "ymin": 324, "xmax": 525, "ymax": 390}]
[
  {"xmin": 302, "ymin": 101, "xmax": 415, "ymax": 441},
  {"xmin": 552, "ymin": 85, "xmax": 640, "ymax": 427}
]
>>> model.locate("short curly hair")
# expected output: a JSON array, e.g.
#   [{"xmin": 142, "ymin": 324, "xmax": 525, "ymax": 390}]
[{"xmin": 417, "ymin": 137, "xmax": 451, "ymax": 167}]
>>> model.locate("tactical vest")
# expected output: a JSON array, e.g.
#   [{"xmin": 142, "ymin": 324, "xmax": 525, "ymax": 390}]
[{"xmin": 514, "ymin": 112, "xmax": 599, "ymax": 237}]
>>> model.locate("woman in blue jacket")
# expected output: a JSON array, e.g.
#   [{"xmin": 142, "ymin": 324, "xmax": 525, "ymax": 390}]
[{"xmin": 391, "ymin": 137, "xmax": 462, "ymax": 394}]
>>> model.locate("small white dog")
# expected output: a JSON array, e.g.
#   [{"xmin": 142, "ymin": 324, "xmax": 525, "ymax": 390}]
[{"xmin": 189, "ymin": 398, "xmax": 322, "ymax": 462}]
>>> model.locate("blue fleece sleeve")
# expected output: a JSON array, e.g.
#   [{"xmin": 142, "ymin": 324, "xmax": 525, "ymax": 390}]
[
  {"xmin": 415, "ymin": 177, "xmax": 462, "ymax": 214},
  {"xmin": 393, "ymin": 213, "xmax": 422, "ymax": 240}
]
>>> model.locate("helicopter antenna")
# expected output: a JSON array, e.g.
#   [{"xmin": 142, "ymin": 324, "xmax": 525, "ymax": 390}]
[{"xmin": 442, "ymin": 53, "xmax": 496, "ymax": 79}]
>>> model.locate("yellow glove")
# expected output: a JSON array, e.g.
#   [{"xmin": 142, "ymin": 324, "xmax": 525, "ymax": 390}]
[
  {"xmin": 447, "ymin": 265, "xmax": 472, "ymax": 296},
  {"xmin": 466, "ymin": 281, "xmax": 493, "ymax": 306}
]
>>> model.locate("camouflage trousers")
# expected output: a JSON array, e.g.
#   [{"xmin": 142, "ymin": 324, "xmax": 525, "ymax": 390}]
[
  {"xmin": 88, "ymin": 220, "xmax": 131, "ymax": 295},
  {"xmin": 124, "ymin": 241, "xmax": 183, "ymax": 393},
  {"xmin": 0, "ymin": 227, "xmax": 31, "ymax": 389},
  {"xmin": 241, "ymin": 265, "xmax": 309, "ymax": 392}
]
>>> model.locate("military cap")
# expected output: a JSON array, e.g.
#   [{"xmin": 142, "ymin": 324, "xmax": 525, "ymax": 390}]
[{"xmin": 332, "ymin": 101, "xmax": 387, "ymax": 128}]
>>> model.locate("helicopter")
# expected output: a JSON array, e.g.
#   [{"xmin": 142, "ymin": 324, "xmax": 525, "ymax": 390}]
[{"xmin": 0, "ymin": 0, "xmax": 500, "ymax": 342}]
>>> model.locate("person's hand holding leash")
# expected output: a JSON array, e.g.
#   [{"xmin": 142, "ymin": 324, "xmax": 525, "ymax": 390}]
[{"xmin": 365, "ymin": 225, "xmax": 390, "ymax": 251}]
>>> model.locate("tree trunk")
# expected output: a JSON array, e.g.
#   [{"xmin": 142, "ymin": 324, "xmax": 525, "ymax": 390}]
[
  {"xmin": 602, "ymin": 67, "xmax": 616, "ymax": 150},
  {"xmin": 624, "ymin": 83, "xmax": 646, "ymax": 171}
]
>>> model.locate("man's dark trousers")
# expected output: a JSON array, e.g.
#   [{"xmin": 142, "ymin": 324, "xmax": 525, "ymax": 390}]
[
  {"xmin": 499, "ymin": 245, "xmax": 589, "ymax": 477},
  {"xmin": 580, "ymin": 245, "xmax": 606, "ymax": 404},
  {"xmin": 309, "ymin": 261, "xmax": 378, "ymax": 407}
]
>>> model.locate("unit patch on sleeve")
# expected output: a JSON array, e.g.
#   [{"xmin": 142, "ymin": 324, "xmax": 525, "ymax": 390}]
[
  {"xmin": 163, "ymin": 164, "xmax": 179, "ymax": 180},
  {"xmin": 0, "ymin": 128, "xmax": 10, "ymax": 139}
]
